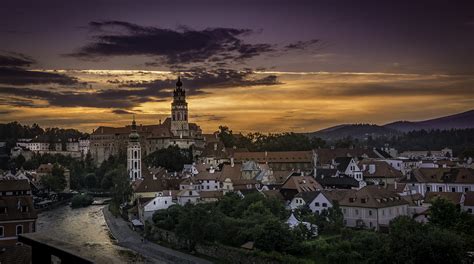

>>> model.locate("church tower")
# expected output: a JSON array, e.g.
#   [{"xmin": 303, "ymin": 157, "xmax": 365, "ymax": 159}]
[
  {"xmin": 127, "ymin": 115, "xmax": 142, "ymax": 181},
  {"xmin": 170, "ymin": 76, "xmax": 189, "ymax": 137}
]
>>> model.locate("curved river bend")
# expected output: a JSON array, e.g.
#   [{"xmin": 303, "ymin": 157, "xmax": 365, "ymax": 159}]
[{"xmin": 36, "ymin": 204, "xmax": 149, "ymax": 263}]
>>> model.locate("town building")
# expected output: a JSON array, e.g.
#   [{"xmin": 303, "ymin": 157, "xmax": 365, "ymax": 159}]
[
  {"xmin": 339, "ymin": 185, "xmax": 408, "ymax": 230},
  {"xmin": 358, "ymin": 159, "xmax": 403, "ymax": 185},
  {"xmin": 0, "ymin": 179, "xmax": 37, "ymax": 247},
  {"xmin": 399, "ymin": 168, "xmax": 474, "ymax": 196},
  {"xmin": 90, "ymin": 77, "xmax": 204, "ymax": 165}
]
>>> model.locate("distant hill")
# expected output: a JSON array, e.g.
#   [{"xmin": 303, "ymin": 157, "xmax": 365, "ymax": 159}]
[
  {"xmin": 307, "ymin": 109, "xmax": 474, "ymax": 140},
  {"xmin": 307, "ymin": 124, "xmax": 399, "ymax": 140},
  {"xmin": 384, "ymin": 109, "xmax": 474, "ymax": 132}
]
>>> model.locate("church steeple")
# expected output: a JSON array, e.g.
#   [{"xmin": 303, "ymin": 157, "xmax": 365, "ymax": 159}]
[{"xmin": 171, "ymin": 75, "xmax": 189, "ymax": 137}]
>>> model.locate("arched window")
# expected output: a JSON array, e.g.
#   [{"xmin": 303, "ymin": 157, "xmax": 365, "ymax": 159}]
[
  {"xmin": 134, "ymin": 161, "xmax": 138, "ymax": 169},
  {"xmin": 134, "ymin": 151, "xmax": 138, "ymax": 159},
  {"xmin": 184, "ymin": 113, "xmax": 187, "ymax": 120},
  {"xmin": 177, "ymin": 112, "xmax": 181, "ymax": 120}
]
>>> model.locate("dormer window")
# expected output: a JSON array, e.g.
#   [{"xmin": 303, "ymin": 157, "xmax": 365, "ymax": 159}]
[
  {"xmin": 0, "ymin": 207, "xmax": 6, "ymax": 214},
  {"xmin": 21, "ymin": 205, "xmax": 28, "ymax": 213}
]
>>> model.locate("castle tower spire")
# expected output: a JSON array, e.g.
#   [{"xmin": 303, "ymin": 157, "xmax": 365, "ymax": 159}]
[
  {"xmin": 127, "ymin": 115, "xmax": 141, "ymax": 181},
  {"xmin": 171, "ymin": 75, "xmax": 189, "ymax": 138}
]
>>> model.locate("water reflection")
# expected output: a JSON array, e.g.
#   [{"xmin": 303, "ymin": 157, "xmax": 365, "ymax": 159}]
[{"xmin": 37, "ymin": 203, "xmax": 147, "ymax": 263}]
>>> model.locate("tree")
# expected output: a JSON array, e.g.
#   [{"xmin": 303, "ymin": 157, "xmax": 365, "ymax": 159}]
[
  {"xmin": 144, "ymin": 146, "xmax": 192, "ymax": 172},
  {"xmin": 42, "ymin": 163, "xmax": 66, "ymax": 192},
  {"xmin": 254, "ymin": 218, "xmax": 296, "ymax": 252},
  {"xmin": 110, "ymin": 165, "xmax": 132, "ymax": 206},
  {"xmin": 429, "ymin": 197, "xmax": 460, "ymax": 229}
]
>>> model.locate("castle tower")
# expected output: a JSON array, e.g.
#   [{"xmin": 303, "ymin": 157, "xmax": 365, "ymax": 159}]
[
  {"xmin": 127, "ymin": 115, "xmax": 142, "ymax": 181},
  {"xmin": 170, "ymin": 76, "xmax": 189, "ymax": 137}
]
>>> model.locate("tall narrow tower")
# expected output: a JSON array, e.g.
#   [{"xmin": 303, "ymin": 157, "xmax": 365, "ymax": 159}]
[
  {"xmin": 170, "ymin": 76, "xmax": 189, "ymax": 137},
  {"xmin": 127, "ymin": 115, "xmax": 142, "ymax": 181}
]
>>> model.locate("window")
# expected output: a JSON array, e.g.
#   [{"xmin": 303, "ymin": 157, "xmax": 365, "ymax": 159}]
[
  {"xmin": 0, "ymin": 226, "xmax": 3, "ymax": 237},
  {"xmin": 452, "ymin": 187, "xmax": 456, "ymax": 192},
  {"xmin": 426, "ymin": 186, "xmax": 431, "ymax": 192},
  {"xmin": 369, "ymin": 210, "xmax": 372, "ymax": 216},
  {"xmin": 16, "ymin": 225, "xmax": 23, "ymax": 235},
  {"xmin": 189, "ymin": 191, "xmax": 192, "ymax": 195},
  {"xmin": 315, "ymin": 202, "xmax": 320, "ymax": 206},
  {"xmin": 438, "ymin": 187, "xmax": 443, "ymax": 192},
  {"xmin": 322, "ymin": 203, "xmax": 327, "ymax": 207},
  {"xmin": 165, "ymin": 200, "xmax": 167, "ymax": 205},
  {"xmin": 206, "ymin": 186, "xmax": 209, "ymax": 190},
  {"xmin": 355, "ymin": 209, "xmax": 359, "ymax": 215},
  {"xmin": 369, "ymin": 222, "xmax": 373, "ymax": 228},
  {"xmin": 465, "ymin": 188, "xmax": 470, "ymax": 193}
]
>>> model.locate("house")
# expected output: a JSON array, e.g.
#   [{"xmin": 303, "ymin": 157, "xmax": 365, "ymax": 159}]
[
  {"xmin": 138, "ymin": 191, "xmax": 175, "ymax": 224},
  {"xmin": 233, "ymin": 150, "xmax": 314, "ymax": 171},
  {"xmin": 177, "ymin": 189, "xmax": 200, "ymax": 205},
  {"xmin": 279, "ymin": 173, "xmax": 322, "ymax": 201},
  {"xmin": 332, "ymin": 157, "xmax": 363, "ymax": 183},
  {"xmin": 199, "ymin": 190, "xmax": 224, "ymax": 203},
  {"xmin": 424, "ymin": 192, "xmax": 464, "ymax": 207},
  {"xmin": 358, "ymin": 159, "xmax": 403, "ymax": 185},
  {"xmin": 382, "ymin": 158, "xmax": 420, "ymax": 176},
  {"xmin": 399, "ymin": 168, "xmax": 474, "ymax": 196},
  {"xmin": 132, "ymin": 167, "xmax": 175, "ymax": 201},
  {"xmin": 290, "ymin": 191, "xmax": 336, "ymax": 214},
  {"xmin": 0, "ymin": 179, "xmax": 37, "ymax": 247},
  {"xmin": 339, "ymin": 185, "xmax": 408, "ymax": 230},
  {"xmin": 462, "ymin": 192, "xmax": 474, "ymax": 214},
  {"xmin": 399, "ymin": 148, "xmax": 453, "ymax": 160},
  {"xmin": 314, "ymin": 148, "xmax": 381, "ymax": 166},
  {"xmin": 313, "ymin": 168, "xmax": 359, "ymax": 189},
  {"xmin": 286, "ymin": 213, "xmax": 318, "ymax": 236},
  {"xmin": 194, "ymin": 166, "xmax": 222, "ymax": 191},
  {"xmin": 199, "ymin": 133, "xmax": 229, "ymax": 167}
]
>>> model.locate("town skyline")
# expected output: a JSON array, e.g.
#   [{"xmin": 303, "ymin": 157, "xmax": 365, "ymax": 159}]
[{"xmin": 1, "ymin": 0, "xmax": 474, "ymax": 133}]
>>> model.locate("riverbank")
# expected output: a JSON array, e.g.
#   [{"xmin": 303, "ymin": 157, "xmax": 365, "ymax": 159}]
[{"xmin": 102, "ymin": 205, "xmax": 212, "ymax": 264}]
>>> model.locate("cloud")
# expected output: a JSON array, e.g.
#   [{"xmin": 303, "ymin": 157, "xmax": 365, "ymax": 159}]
[
  {"xmin": 117, "ymin": 68, "xmax": 280, "ymax": 94},
  {"xmin": 0, "ymin": 52, "xmax": 82, "ymax": 86},
  {"xmin": 0, "ymin": 68, "xmax": 280, "ymax": 110},
  {"xmin": 67, "ymin": 21, "xmax": 274, "ymax": 66},
  {"xmin": 0, "ymin": 52, "xmax": 35, "ymax": 67},
  {"xmin": 66, "ymin": 21, "xmax": 321, "ymax": 67},
  {"xmin": 111, "ymin": 109, "xmax": 135, "ymax": 115},
  {"xmin": 0, "ymin": 67, "xmax": 82, "ymax": 86}
]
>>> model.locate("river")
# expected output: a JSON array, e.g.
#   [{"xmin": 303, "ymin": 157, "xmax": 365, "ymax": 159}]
[{"xmin": 36, "ymin": 202, "xmax": 149, "ymax": 263}]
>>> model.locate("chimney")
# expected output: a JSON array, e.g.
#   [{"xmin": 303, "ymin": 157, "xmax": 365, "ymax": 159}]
[
  {"xmin": 394, "ymin": 181, "xmax": 398, "ymax": 190},
  {"xmin": 209, "ymin": 166, "xmax": 215, "ymax": 174},
  {"xmin": 214, "ymin": 143, "xmax": 217, "ymax": 151},
  {"xmin": 231, "ymin": 157, "xmax": 235, "ymax": 167}
]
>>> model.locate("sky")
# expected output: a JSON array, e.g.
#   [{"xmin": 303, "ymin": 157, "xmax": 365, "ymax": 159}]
[{"xmin": 0, "ymin": 0, "xmax": 473, "ymax": 133}]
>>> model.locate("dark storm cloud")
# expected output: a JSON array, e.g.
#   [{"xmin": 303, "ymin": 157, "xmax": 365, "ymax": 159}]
[
  {"xmin": 67, "ymin": 21, "xmax": 320, "ymax": 67},
  {"xmin": 0, "ymin": 52, "xmax": 35, "ymax": 67},
  {"xmin": 0, "ymin": 52, "xmax": 82, "ymax": 86},
  {"xmin": 0, "ymin": 68, "xmax": 280, "ymax": 109},
  {"xmin": 0, "ymin": 67, "xmax": 82, "ymax": 86},
  {"xmin": 67, "ymin": 21, "xmax": 274, "ymax": 65},
  {"xmin": 116, "ymin": 68, "xmax": 280, "ymax": 94}
]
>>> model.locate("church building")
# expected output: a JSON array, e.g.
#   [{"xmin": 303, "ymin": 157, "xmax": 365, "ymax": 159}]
[{"xmin": 90, "ymin": 77, "xmax": 204, "ymax": 164}]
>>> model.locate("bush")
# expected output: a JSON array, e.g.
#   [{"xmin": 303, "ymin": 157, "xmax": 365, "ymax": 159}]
[{"xmin": 71, "ymin": 194, "xmax": 93, "ymax": 208}]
